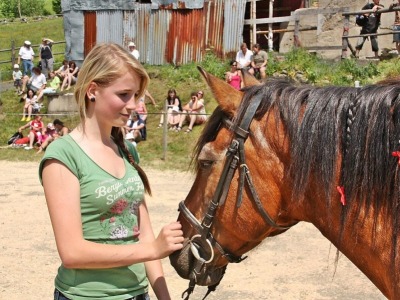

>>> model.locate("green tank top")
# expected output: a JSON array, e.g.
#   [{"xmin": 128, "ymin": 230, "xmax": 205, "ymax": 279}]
[{"xmin": 39, "ymin": 135, "xmax": 148, "ymax": 300}]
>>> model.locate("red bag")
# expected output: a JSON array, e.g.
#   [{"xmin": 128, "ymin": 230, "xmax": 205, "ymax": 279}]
[{"xmin": 14, "ymin": 137, "xmax": 30, "ymax": 144}]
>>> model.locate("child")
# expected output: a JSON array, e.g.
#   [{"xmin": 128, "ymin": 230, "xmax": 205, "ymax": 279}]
[{"xmin": 12, "ymin": 64, "xmax": 22, "ymax": 94}]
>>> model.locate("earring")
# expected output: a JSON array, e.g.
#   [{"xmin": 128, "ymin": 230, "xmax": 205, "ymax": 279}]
[{"xmin": 90, "ymin": 97, "xmax": 95, "ymax": 102}]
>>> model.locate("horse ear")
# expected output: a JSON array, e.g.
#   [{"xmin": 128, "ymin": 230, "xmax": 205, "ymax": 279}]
[
  {"xmin": 242, "ymin": 68, "xmax": 261, "ymax": 87},
  {"xmin": 197, "ymin": 66, "xmax": 243, "ymax": 115}
]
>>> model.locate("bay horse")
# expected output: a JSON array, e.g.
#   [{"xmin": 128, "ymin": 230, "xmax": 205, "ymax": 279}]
[{"xmin": 169, "ymin": 67, "xmax": 400, "ymax": 299}]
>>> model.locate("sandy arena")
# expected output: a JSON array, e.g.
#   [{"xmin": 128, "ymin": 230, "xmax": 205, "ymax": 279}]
[{"xmin": 0, "ymin": 161, "xmax": 385, "ymax": 299}]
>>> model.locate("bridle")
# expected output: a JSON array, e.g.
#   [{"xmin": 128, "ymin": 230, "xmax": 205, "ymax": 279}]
[{"xmin": 178, "ymin": 92, "xmax": 295, "ymax": 300}]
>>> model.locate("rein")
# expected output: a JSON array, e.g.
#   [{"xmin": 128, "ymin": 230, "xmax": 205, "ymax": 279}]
[{"xmin": 179, "ymin": 92, "xmax": 294, "ymax": 300}]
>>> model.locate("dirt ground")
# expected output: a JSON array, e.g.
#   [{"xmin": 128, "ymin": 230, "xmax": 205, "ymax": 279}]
[{"xmin": 0, "ymin": 161, "xmax": 386, "ymax": 299}]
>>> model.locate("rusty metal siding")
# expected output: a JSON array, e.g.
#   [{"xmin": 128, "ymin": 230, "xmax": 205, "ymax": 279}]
[
  {"xmin": 84, "ymin": 11, "xmax": 96, "ymax": 57},
  {"xmin": 96, "ymin": 10, "xmax": 124, "ymax": 45}
]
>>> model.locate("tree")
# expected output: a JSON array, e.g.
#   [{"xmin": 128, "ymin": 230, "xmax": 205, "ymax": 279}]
[
  {"xmin": 52, "ymin": 0, "xmax": 62, "ymax": 14},
  {"xmin": 0, "ymin": 0, "xmax": 46, "ymax": 18}
]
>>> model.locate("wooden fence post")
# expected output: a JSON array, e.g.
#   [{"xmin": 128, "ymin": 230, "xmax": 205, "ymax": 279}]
[
  {"xmin": 11, "ymin": 40, "xmax": 15, "ymax": 66},
  {"xmin": 161, "ymin": 100, "xmax": 168, "ymax": 161}
]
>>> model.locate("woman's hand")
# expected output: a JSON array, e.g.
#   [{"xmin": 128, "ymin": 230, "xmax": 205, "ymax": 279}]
[{"xmin": 153, "ymin": 222, "xmax": 184, "ymax": 259}]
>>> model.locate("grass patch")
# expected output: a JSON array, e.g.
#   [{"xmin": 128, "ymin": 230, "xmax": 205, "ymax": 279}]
[{"xmin": 0, "ymin": 17, "xmax": 65, "ymax": 81}]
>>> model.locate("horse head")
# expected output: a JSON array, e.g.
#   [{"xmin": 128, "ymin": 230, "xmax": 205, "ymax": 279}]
[{"xmin": 169, "ymin": 67, "xmax": 298, "ymax": 297}]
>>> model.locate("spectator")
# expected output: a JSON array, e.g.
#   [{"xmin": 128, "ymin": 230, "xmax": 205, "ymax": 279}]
[
  {"xmin": 125, "ymin": 112, "xmax": 145, "ymax": 143},
  {"xmin": 355, "ymin": 0, "xmax": 384, "ymax": 59},
  {"xmin": 128, "ymin": 41, "xmax": 140, "ymax": 60},
  {"xmin": 236, "ymin": 42, "xmax": 252, "ymax": 71},
  {"xmin": 391, "ymin": 0, "xmax": 400, "ymax": 55},
  {"xmin": 18, "ymin": 114, "xmax": 44, "ymax": 150},
  {"xmin": 176, "ymin": 91, "xmax": 207, "ymax": 133},
  {"xmin": 39, "ymin": 38, "xmax": 54, "ymax": 79},
  {"xmin": 225, "ymin": 60, "xmax": 241, "ymax": 90},
  {"xmin": 20, "ymin": 66, "xmax": 47, "ymax": 95},
  {"xmin": 61, "ymin": 61, "xmax": 79, "ymax": 91},
  {"xmin": 17, "ymin": 40, "xmax": 34, "ymax": 76},
  {"xmin": 158, "ymin": 88, "xmax": 182, "ymax": 130},
  {"xmin": 21, "ymin": 89, "xmax": 37, "ymax": 122},
  {"xmin": 12, "ymin": 64, "xmax": 23, "ymax": 94},
  {"xmin": 37, "ymin": 119, "xmax": 70, "ymax": 154},
  {"xmin": 54, "ymin": 60, "xmax": 69, "ymax": 81},
  {"xmin": 249, "ymin": 43, "xmax": 268, "ymax": 79},
  {"xmin": 136, "ymin": 97, "xmax": 147, "ymax": 140},
  {"xmin": 36, "ymin": 71, "xmax": 61, "ymax": 102}
]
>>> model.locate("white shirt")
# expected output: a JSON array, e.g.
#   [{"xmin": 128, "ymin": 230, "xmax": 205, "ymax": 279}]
[
  {"xmin": 236, "ymin": 49, "xmax": 253, "ymax": 69},
  {"xmin": 30, "ymin": 73, "xmax": 47, "ymax": 89},
  {"xmin": 19, "ymin": 46, "xmax": 35, "ymax": 60},
  {"xmin": 130, "ymin": 49, "xmax": 140, "ymax": 60}
]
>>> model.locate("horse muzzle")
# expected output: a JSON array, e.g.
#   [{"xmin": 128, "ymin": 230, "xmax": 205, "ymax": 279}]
[{"xmin": 169, "ymin": 238, "xmax": 226, "ymax": 287}]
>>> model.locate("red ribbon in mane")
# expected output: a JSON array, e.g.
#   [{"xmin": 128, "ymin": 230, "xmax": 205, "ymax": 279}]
[{"xmin": 336, "ymin": 186, "xmax": 346, "ymax": 206}]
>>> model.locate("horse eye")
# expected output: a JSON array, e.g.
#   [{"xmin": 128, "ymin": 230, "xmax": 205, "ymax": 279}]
[{"xmin": 199, "ymin": 160, "xmax": 215, "ymax": 169}]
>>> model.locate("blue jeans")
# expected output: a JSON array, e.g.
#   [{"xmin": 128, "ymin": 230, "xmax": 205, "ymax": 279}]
[
  {"xmin": 54, "ymin": 289, "xmax": 150, "ymax": 300},
  {"xmin": 22, "ymin": 59, "xmax": 33, "ymax": 76}
]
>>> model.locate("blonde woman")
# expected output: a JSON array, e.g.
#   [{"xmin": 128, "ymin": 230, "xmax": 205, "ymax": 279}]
[{"xmin": 39, "ymin": 43, "xmax": 183, "ymax": 300}]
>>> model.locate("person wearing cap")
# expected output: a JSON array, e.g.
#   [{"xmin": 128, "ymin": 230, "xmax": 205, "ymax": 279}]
[
  {"xmin": 12, "ymin": 64, "xmax": 23, "ymax": 94},
  {"xmin": 128, "ymin": 42, "xmax": 140, "ymax": 60},
  {"xmin": 18, "ymin": 40, "xmax": 35, "ymax": 76},
  {"xmin": 39, "ymin": 38, "xmax": 54, "ymax": 79},
  {"xmin": 37, "ymin": 119, "xmax": 70, "ymax": 154},
  {"xmin": 125, "ymin": 112, "xmax": 145, "ymax": 143}
]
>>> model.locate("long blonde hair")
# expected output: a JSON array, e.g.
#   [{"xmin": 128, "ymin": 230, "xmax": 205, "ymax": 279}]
[{"xmin": 74, "ymin": 43, "xmax": 151, "ymax": 194}]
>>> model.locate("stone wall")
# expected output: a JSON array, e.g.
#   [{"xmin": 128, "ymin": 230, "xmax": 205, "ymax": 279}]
[
  {"xmin": 46, "ymin": 93, "xmax": 78, "ymax": 114},
  {"xmin": 279, "ymin": 0, "xmax": 395, "ymax": 59}
]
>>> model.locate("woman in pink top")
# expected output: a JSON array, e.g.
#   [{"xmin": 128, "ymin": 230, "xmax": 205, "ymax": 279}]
[{"xmin": 225, "ymin": 60, "xmax": 241, "ymax": 90}]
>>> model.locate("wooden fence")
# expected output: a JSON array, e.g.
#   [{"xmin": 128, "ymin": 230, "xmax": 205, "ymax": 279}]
[{"xmin": 0, "ymin": 40, "xmax": 66, "ymax": 66}]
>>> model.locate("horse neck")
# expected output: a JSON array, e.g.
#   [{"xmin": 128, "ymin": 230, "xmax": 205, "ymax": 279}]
[{"xmin": 261, "ymin": 111, "xmax": 397, "ymax": 298}]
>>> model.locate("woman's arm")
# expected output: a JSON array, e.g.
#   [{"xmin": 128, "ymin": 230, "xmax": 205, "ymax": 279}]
[
  {"xmin": 139, "ymin": 202, "xmax": 180, "ymax": 300},
  {"xmin": 71, "ymin": 67, "xmax": 79, "ymax": 77},
  {"xmin": 43, "ymin": 159, "xmax": 183, "ymax": 269}
]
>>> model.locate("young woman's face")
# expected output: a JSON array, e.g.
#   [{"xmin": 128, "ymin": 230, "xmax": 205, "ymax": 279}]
[
  {"xmin": 28, "ymin": 90, "xmax": 34, "ymax": 97},
  {"xmin": 92, "ymin": 70, "xmax": 141, "ymax": 128}
]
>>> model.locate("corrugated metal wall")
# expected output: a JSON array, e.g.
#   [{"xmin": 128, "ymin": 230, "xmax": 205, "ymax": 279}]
[{"xmin": 64, "ymin": 0, "xmax": 246, "ymax": 65}]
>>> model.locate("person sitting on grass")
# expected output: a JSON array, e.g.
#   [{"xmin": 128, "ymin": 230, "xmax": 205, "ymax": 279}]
[
  {"xmin": 21, "ymin": 89, "xmax": 37, "ymax": 122},
  {"xmin": 125, "ymin": 112, "xmax": 145, "ymax": 143},
  {"xmin": 20, "ymin": 66, "xmax": 47, "ymax": 96},
  {"xmin": 37, "ymin": 119, "xmax": 70, "ymax": 154},
  {"xmin": 36, "ymin": 71, "xmax": 61, "ymax": 102},
  {"xmin": 54, "ymin": 60, "xmax": 69, "ymax": 82},
  {"xmin": 18, "ymin": 114, "xmax": 44, "ymax": 150},
  {"xmin": 175, "ymin": 91, "xmax": 207, "ymax": 133},
  {"xmin": 60, "ymin": 61, "xmax": 79, "ymax": 91}
]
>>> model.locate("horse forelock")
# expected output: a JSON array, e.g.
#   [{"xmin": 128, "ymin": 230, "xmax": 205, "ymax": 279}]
[{"xmin": 196, "ymin": 78, "xmax": 400, "ymax": 258}]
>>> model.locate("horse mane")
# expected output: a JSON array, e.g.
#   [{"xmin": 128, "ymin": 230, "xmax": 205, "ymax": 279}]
[{"xmin": 194, "ymin": 77, "xmax": 400, "ymax": 255}]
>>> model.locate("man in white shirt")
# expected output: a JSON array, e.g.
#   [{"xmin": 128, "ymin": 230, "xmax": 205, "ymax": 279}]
[
  {"xmin": 235, "ymin": 43, "xmax": 252, "ymax": 71},
  {"xmin": 20, "ymin": 67, "xmax": 47, "ymax": 95},
  {"xmin": 18, "ymin": 40, "xmax": 35, "ymax": 76},
  {"xmin": 128, "ymin": 42, "xmax": 140, "ymax": 60}
]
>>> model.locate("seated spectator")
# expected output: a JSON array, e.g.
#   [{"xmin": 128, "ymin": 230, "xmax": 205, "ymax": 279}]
[
  {"xmin": 136, "ymin": 97, "xmax": 147, "ymax": 140},
  {"xmin": 21, "ymin": 89, "xmax": 37, "ymax": 122},
  {"xmin": 13, "ymin": 64, "xmax": 23, "ymax": 94},
  {"xmin": 61, "ymin": 61, "xmax": 79, "ymax": 91},
  {"xmin": 18, "ymin": 114, "xmax": 44, "ymax": 150},
  {"xmin": 36, "ymin": 71, "xmax": 61, "ymax": 102},
  {"xmin": 125, "ymin": 112, "xmax": 145, "ymax": 143},
  {"xmin": 38, "ymin": 122, "xmax": 57, "ymax": 145},
  {"xmin": 158, "ymin": 88, "xmax": 182, "ymax": 130},
  {"xmin": 20, "ymin": 66, "xmax": 47, "ymax": 95},
  {"xmin": 176, "ymin": 91, "xmax": 207, "ymax": 133},
  {"xmin": 249, "ymin": 43, "xmax": 268, "ymax": 79},
  {"xmin": 54, "ymin": 60, "xmax": 69, "ymax": 81},
  {"xmin": 37, "ymin": 119, "xmax": 70, "ymax": 154},
  {"xmin": 225, "ymin": 60, "xmax": 241, "ymax": 90},
  {"xmin": 236, "ymin": 42, "xmax": 252, "ymax": 71}
]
